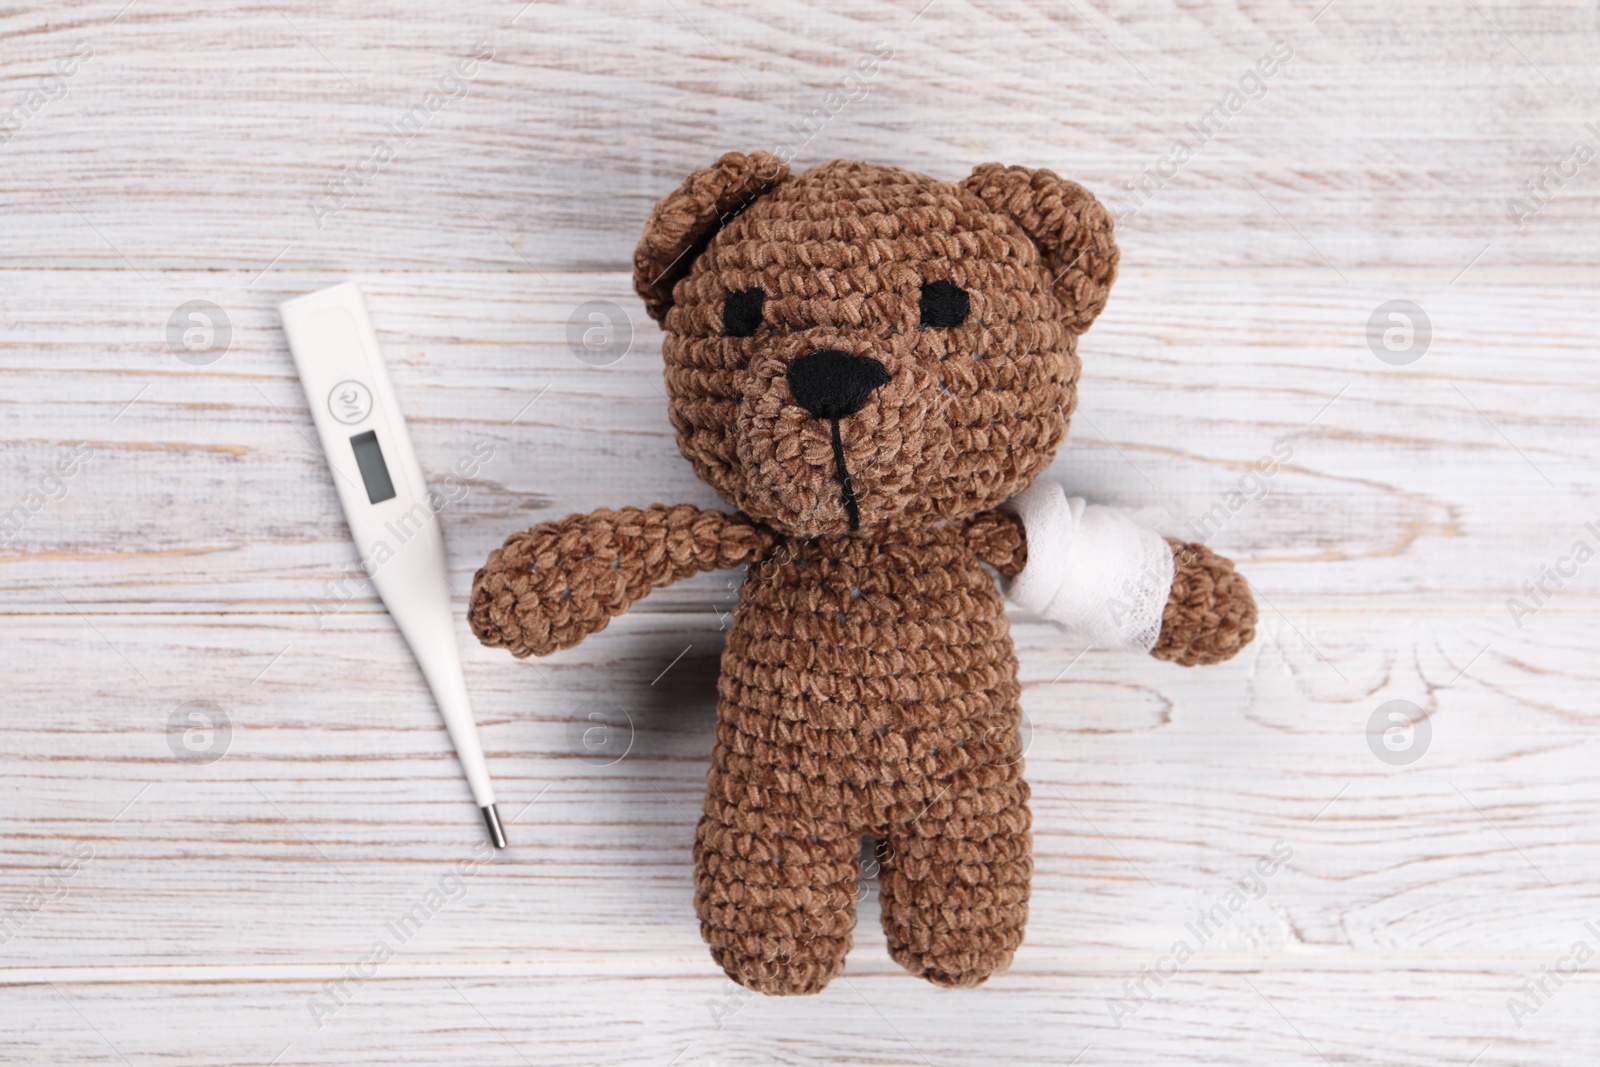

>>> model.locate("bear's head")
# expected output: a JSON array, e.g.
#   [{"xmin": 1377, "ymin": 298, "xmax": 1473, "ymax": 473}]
[{"xmin": 633, "ymin": 152, "xmax": 1119, "ymax": 539}]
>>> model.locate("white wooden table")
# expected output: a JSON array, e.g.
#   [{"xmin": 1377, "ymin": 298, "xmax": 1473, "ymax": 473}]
[{"xmin": 4, "ymin": 1, "xmax": 1599, "ymax": 1063}]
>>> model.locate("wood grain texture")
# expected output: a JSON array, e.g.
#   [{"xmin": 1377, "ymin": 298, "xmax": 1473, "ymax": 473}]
[
  {"xmin": 5, "ymin": 609, "xmax": 1600, "ymax": 1063},
  {"xmin": 4, "ymin": 0, "xmax": 1600, "ymax": 1063},
  {"xmin": 5, "ymin": 268, "xmax": 1595, "ymax": 614},
  {"xmin": 3, "ymin": 969, "xmax": 1569, "ymax": 1067},
  {"xmin": 0, "ymin": 0, "xmax": 1597, "ymax": 273},
  {"xmin": 5, "ymin": 608, "xmax": 1600, "ymax": 958}
]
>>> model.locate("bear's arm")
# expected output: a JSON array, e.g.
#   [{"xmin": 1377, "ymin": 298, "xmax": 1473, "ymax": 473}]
[
  {"xmin": 964, "ymin": 510, "xmax": 1257, "ymax": 667},
  {"xmin": 470, "ymin": 504, "xmax": 775, "ymax": 658},
  {"xmin": 965, "ymin": 509, "xmax": 1029, "ymax": 579}
]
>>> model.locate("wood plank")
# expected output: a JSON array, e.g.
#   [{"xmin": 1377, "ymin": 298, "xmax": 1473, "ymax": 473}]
[
  {"xmin": 0, "ymin": 968, "xmax": 1582, "ymax": 1066},
  {"xmin": 3, "ymin": 612, "xmax": 1596, "ymax": 973},
  {"xmin": 4, "ymin": 269, "xmax": 1596, "ymax": 613},
  {"xmin": 0, "ymin": 2, "xmax": 1595, "ymax": 272}
]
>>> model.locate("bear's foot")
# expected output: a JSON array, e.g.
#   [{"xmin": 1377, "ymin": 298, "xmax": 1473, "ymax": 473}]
[
  {"xmin": 695, "ymin": 799, "xmax": 859, "ymax": 996},
  {"xmin": 881, "ymin": 776, "xmax": 1032, "ymax": 989},
  {"xmin": 707, "ymin": 938, "xmax": 851, "ymax": 996}
]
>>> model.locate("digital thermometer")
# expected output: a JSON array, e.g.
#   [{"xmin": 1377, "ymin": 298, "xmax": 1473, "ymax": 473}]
[{"xmin": 279, "ymin": 282, "xmax": 506, "ymax": 848}]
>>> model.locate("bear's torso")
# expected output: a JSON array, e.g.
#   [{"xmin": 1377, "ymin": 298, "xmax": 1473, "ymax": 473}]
[{"xmin": 714, "ymin": 525, "xmax": 1025, "ymax": 834}]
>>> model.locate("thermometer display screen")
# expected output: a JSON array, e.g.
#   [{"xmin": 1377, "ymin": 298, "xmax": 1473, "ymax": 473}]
[{"xmin": 349, "ymin": 430, "xmax": 397, "ymax": 504}]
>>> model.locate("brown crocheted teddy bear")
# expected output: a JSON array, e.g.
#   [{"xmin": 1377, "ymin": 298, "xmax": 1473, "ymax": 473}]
[{"xmin": 470, "ymin": 152, "xmax": 1256, "ymax": 995}]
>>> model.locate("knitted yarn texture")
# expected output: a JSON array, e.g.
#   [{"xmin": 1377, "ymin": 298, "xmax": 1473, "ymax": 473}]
[{"xmin": 472, "ymin": 152, "xmax": 1257, "ymax": 995}]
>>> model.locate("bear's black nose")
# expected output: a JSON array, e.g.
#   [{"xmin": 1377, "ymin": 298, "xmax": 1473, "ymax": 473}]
[{"xmin": 785, "ymin": 349, "xmax": 891, "ymax": 420}]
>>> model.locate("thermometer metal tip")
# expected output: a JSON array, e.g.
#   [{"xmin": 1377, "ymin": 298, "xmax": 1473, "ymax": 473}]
[{"xmin": 482, "ymin": 804, "xmax": 507, "ymax": 850}]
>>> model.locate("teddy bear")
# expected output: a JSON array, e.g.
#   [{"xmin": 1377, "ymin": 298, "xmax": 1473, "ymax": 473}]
[{"xmin": 469, "ymin": 151, "xmax": 1257, "ymax": 995}]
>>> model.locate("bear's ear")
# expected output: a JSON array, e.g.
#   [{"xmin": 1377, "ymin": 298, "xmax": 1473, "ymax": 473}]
[
  {"xmin": 960, "ymin": 163, "xmax": 1119, "ymax": 334},
  {"xmin": 632, "ymin": 150, "xmax": 790, "ymax": 324}
]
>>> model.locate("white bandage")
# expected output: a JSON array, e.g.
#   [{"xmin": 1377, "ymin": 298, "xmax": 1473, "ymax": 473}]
[{"xmin": 1001, "ymin": 479, "xmax": 1174, "ymax": 652}]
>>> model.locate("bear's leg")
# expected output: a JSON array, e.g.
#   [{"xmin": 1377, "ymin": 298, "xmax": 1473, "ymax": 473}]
[
  {"xmin": 879, "ymin": 772, "xmax": 1032, "ymax": 988},
  {"xmin": 695, "ymin": 766, "xmax": 859, "ymax": 995}
]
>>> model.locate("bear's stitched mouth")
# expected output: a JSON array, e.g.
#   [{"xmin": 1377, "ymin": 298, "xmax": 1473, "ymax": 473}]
[
  {"xmin": 784, "ymin": 349, "xmax": 891, "ymax": 533},
  {"xmin": 827, "ymin": 418, "xmax": 861, "ymax": 531}
]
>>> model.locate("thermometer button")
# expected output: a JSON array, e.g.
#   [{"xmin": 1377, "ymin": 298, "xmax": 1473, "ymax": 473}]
[{"xmin": 328, "ymin": 380, "xmax": 374, "ymax": 425}]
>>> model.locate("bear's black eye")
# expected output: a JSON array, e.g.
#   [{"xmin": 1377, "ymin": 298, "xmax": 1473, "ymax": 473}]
[
  {"xmin": 723, "ymin": 287, "xmax": 765, "ymax": 337},
  {"xmin": 919, "ymin": 280, "xmax": 970, "ymax": 329}
]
